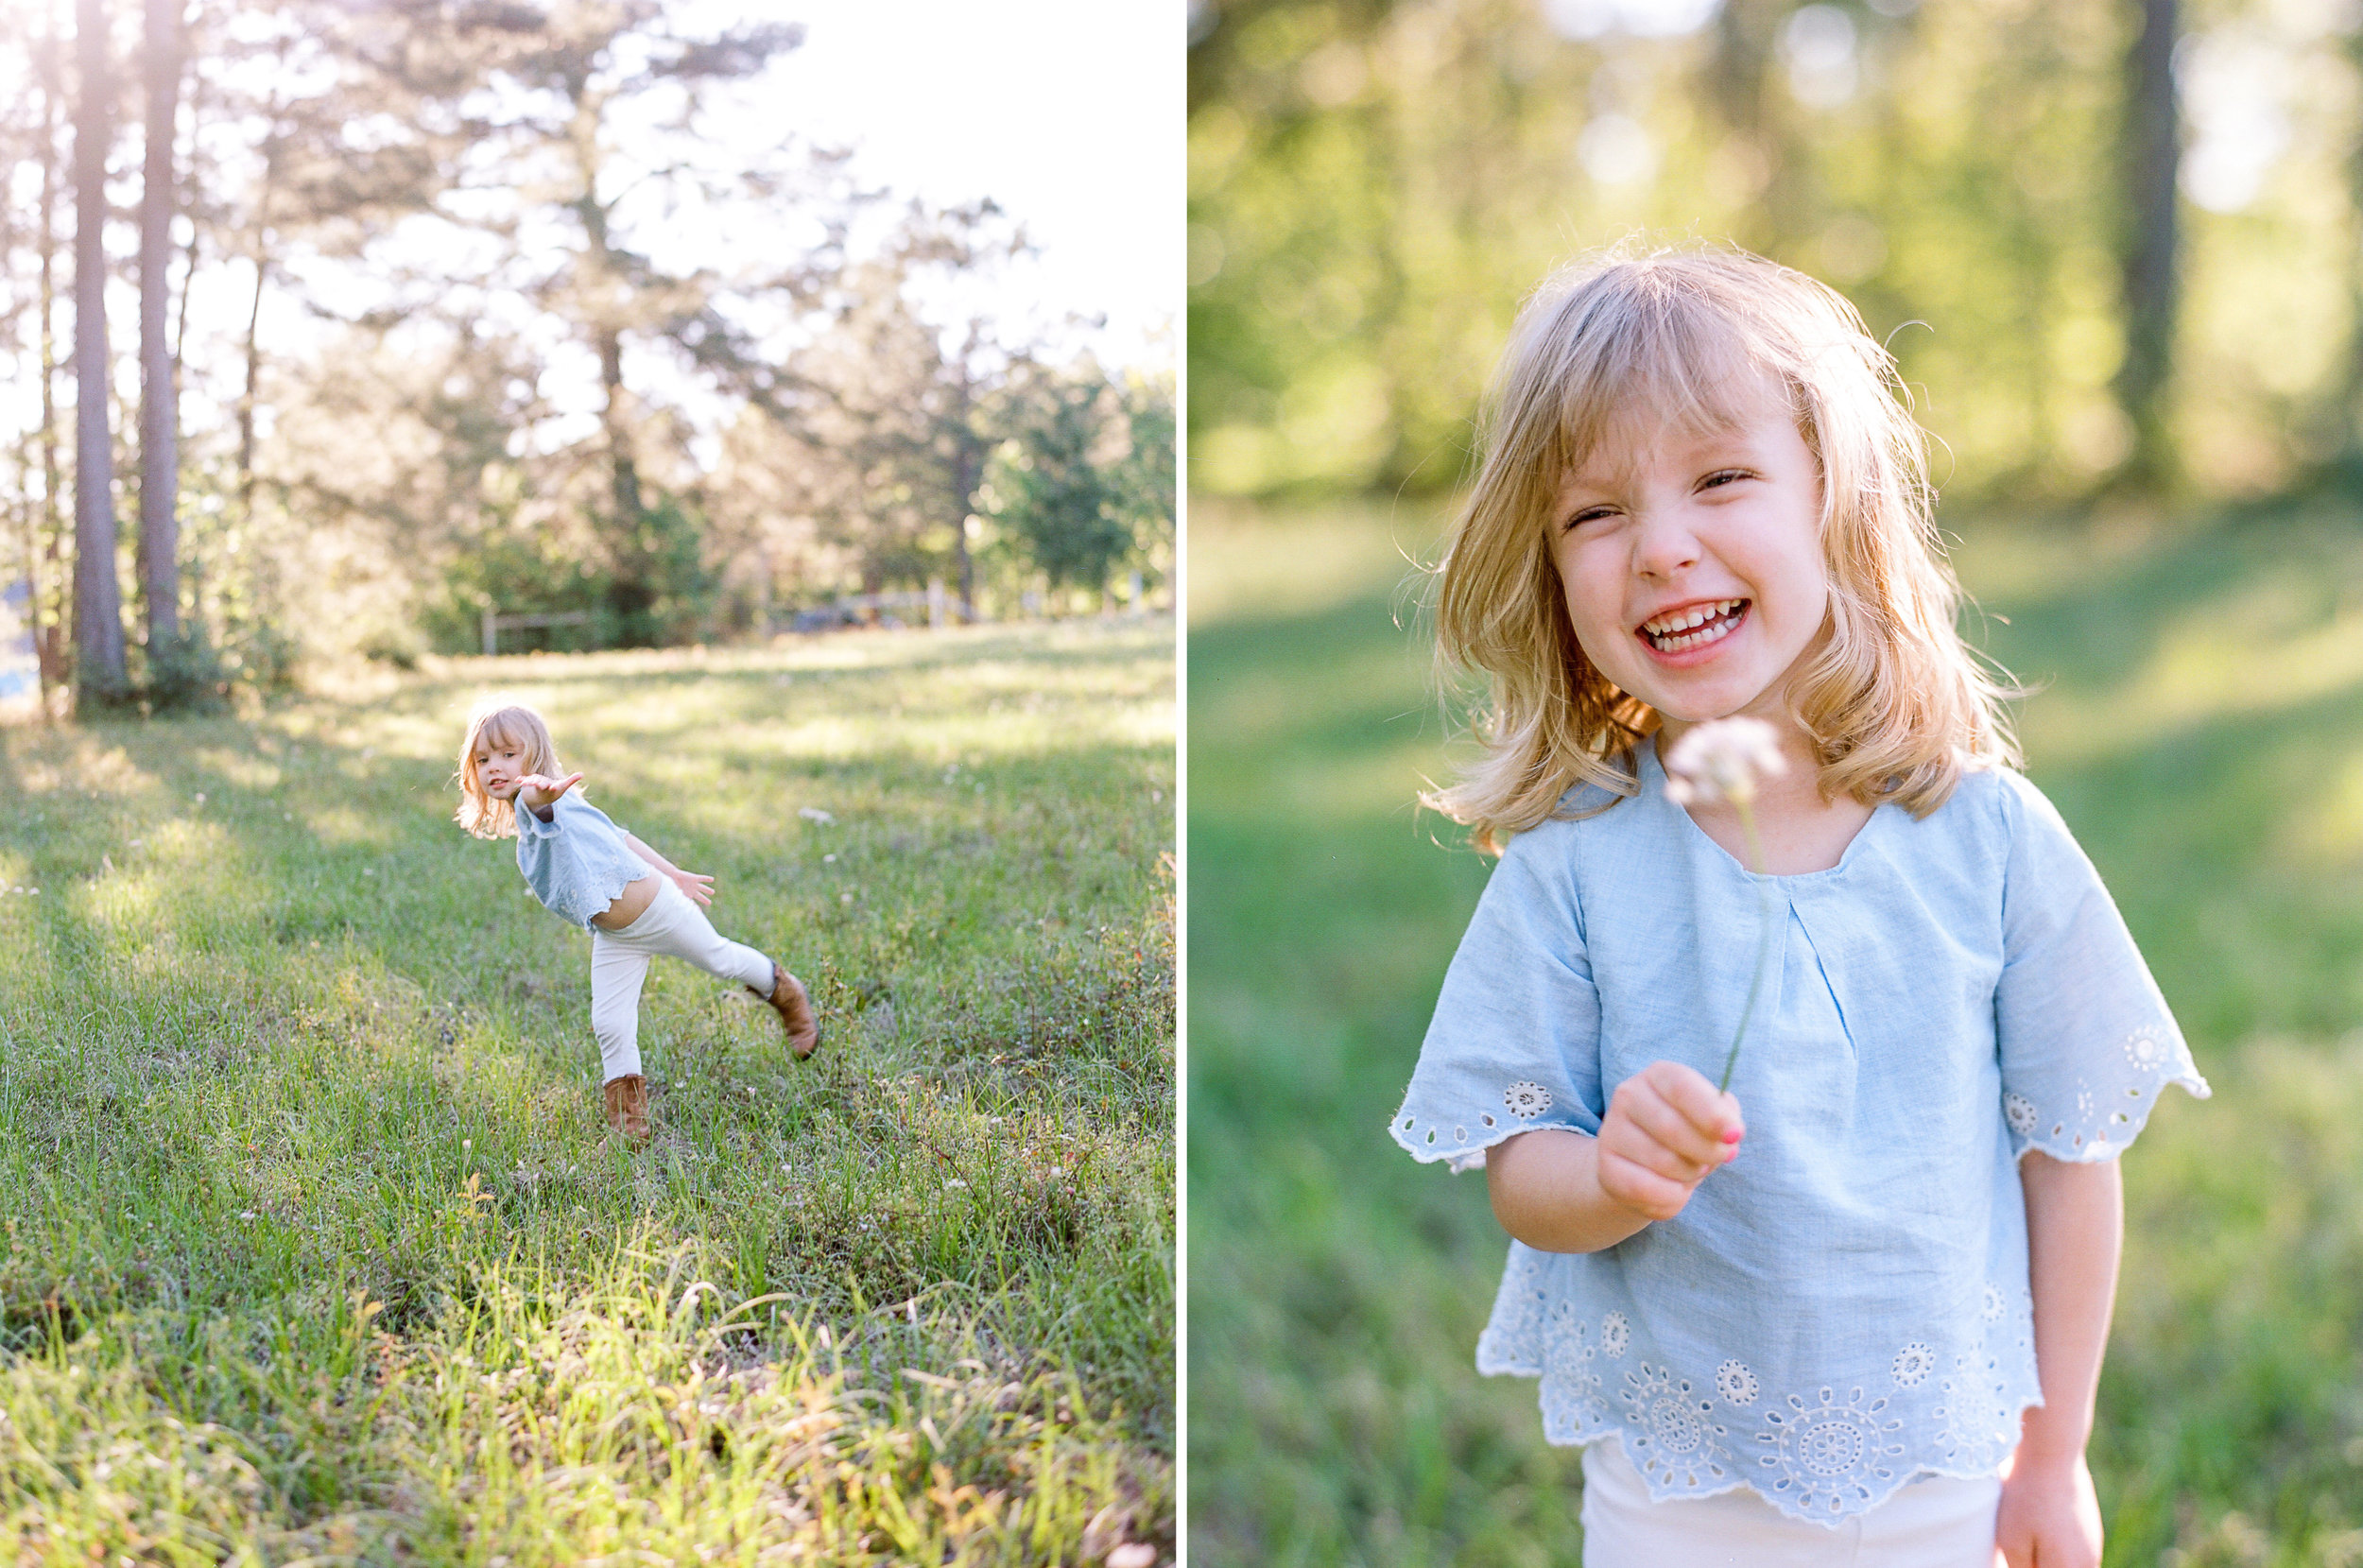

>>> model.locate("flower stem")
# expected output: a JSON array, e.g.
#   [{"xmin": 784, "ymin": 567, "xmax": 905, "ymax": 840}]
[{"xmin": 1717, "ymin": 801, "xmax": 1776, "ymax": 1094}]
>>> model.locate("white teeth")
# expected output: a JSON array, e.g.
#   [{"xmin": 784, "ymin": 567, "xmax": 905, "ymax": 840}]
[{"xmin": 1641, "ymin": 599, "xmax": 1744, "ymax": 643}]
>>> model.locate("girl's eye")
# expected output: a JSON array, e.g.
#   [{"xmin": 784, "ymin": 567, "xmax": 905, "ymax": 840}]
[
  {"xmin": 1698, "ymin": 468, "xmax": 1753, "ymax": 492},
  {"xmin": 1562, "ymin": 506, "xmax": 1618, "ymax": 531}
]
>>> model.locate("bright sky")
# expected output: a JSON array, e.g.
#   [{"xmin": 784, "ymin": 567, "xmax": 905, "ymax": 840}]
[{"xmin": 756, "ymin": 0, "xmax": 1182, "ymax": 365}]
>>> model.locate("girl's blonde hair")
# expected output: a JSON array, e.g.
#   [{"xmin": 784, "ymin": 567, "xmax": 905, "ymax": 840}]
[
  {"xmin": 454, "ymin": 700, "xmax": 563, "ymax": 839},
  {"xmin": 1427, "ymin": 246, "xmax": 2017, "ymax": 852}
]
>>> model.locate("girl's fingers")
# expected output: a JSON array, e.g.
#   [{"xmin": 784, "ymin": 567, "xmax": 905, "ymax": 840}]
[
  {"xmin": 1645, "ymin": 1061, "xmax": 1746, "ymax": 1145},
  {"xmin": 1613, "ymin": 1082, "xmax": 1729, "ymax": 1173},
  {"xmin": 1596, "ymin": 1146, "xmax": 1697, "ymax": 1220}
]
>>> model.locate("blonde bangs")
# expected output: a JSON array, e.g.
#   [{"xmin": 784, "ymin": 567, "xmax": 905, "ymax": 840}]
[{"xmin": 1425, "ymin": 246, "xmax": 2017, "ymax": 853}]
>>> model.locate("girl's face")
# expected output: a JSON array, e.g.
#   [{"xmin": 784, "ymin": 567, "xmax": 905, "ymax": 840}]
[
  {"xmin": 1547, "ymin": 380, "xmax": 1830, "ymax": 736},
  {"xmin": 473, "ymin": 734, "xmax": 529, "ymax": 800}
]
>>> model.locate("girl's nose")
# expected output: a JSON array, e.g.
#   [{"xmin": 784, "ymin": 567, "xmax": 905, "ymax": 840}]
[{"xmin": 1630, "ymin": 505, "xmax": 1702, "ymax": 579}]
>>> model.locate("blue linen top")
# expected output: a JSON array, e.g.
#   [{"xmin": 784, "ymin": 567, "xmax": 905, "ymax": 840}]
[
  {"xmin": 1388, "ymin": 738, "xmax": 2208, "ymax": 1524},
  {"xmin": 512, "ymin": 793, "xmax": 652, "ymax": 929}
]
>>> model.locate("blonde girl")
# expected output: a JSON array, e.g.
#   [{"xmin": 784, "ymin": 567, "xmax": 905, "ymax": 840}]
[
  {"xmin": 457, "ymin": 701, "xmax": 819, "ymax": 1139},
  {"xmin": 1388, "ymin": 250, "xmax": 2207, "ymax": 1566}
]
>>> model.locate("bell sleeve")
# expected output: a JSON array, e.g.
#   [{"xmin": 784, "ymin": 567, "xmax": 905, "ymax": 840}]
[
  {"xmin": 1388, "ymin": 834, "xmax": 1603, "ymax": 1173},
  {"xmin": 1993, "ymin": 770, "xmax": 2209, "ymax": 1162}
]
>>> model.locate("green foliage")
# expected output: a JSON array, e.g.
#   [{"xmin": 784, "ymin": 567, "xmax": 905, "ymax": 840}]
[
  {"xmin": 423, "ymin": 495, "xmax": 719, "ymax": 655},
  {"xmin": 605, "ymin": 494, "xmax": 722, "ymax": 648},
  {"xmin": 130, "ymin": 623, "xmax": 230, "ymax": 715},
  {"xmin": 1189, "ymin": 502, "xmax": 2363, "ymax": 1564},
  {"xmin": 990, "ymin": 367, "xmax": 1147, "ymax": 594},
  {"xmin": 0, "ymin": 618, "xmax": 1175, "ymax": 1561},
  {"xmin": 1187, "ymin": 0, "xmax": 2363, "ymax": 503},
  {"xmin": 1113, "ymin": 369, "xmax": 1180, "ymax": 587}
]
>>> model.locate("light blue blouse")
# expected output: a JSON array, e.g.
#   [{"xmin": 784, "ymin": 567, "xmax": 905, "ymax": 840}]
[
  {"xmin": 1389, "ymin": 739, "xmax": 2208, "ymax": 1524},
  {"xmin": 513, "ymin": 793, "xmax": 651, "ymax": 929}
]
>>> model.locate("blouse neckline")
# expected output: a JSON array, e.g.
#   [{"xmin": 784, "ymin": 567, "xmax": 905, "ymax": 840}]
[{"xmin": 1639, "ymin": 732, "xmax": 1889, "ymax": 887}]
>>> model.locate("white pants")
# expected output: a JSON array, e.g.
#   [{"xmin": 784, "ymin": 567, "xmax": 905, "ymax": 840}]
[
  {"xmin": 1580, "ymin": 1437, "xmax": 2001, "ymax": 1568},
  {"xmin": 589, "ymin": 877, "xmax": 775, "ymax": 1082}
]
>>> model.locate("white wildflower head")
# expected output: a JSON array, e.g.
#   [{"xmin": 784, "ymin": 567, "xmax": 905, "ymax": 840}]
[{"xmin": 1664, "ymin": 717, "xmax": 1788, "ymax": 806}]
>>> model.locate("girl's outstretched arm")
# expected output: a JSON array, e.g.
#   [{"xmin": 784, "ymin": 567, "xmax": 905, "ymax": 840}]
[
  {"xmin": 516, "ymin": 772, "xmax": 584, "ymax": 817},
  {"xmin": 1996, "ymin": 1152, "xmax": 2120, "ymax": 1568},
  {"xmin": 1486, "ymin": 1060, "xmax": 1743, "ymax": 1253},
  {"xmin": 624, "ymin": 833, "xmax": 716, "ymax": 907}
]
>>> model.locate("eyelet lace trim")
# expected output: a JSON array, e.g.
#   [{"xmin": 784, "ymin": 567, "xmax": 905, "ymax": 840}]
[
  {"xmin": 1480, "ymin": 1251, "xmax": 2039, "ymax": 1523},
  {"xmin": 2004, "ymin": 1024, "xmax": 2210, "ymax": 1160}
]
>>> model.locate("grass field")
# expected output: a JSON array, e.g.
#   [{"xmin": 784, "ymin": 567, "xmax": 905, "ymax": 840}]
[
  {"xmin": 0, "ymin": 616, "xmax": 1176, "ymax": 1564},
  {"xmin": 1187, "ymin": 501, "xmax": 2363, "ymax": 1566}
]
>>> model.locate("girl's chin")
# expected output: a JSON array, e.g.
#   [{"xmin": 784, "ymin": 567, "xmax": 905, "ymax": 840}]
[{"xmin": 1631, "ymin": 678, "xmax": 1783, "ymax": 726}]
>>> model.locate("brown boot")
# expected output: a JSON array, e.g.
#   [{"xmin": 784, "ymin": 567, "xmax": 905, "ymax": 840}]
[
  {"xmin": 603, "ymin": 1074, "xmax": 650, "ymax": 1141},
  {"xmin": 749, "ymin": 962, "xmax": 821, "ymax": 1059}
]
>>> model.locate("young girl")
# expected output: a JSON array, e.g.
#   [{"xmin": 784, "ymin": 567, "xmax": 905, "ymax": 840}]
[
  {"xmin": 1388, "ymin": 250, "xmax": 2208, "ymax": 1566},
  {"xmin": 456, "ymin": 701, "xmax": 819, "ymax": 1139}
]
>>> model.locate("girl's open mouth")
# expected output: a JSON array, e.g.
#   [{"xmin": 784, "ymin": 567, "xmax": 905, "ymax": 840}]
[
  {"xmin": 1638, "ymin": 598, "xmax": 1748, "ymax": 654},
  {"xmin": 1635, "ymin": 597, "xmax": 1749, "ymax": 651}
]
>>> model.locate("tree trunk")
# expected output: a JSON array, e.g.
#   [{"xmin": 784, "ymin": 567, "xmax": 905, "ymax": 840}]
[
  {"xmin": 596, "ymin": 322, "xmax": 643, "ymax": 526},
  {"xmin": 2113, "ymin": 0, "xmax": 2181, "ymax": 492},
  {"xmin": 34, "ymin": 2, "xmax": 66, "ymax": 715},
  {"xmin": 237, "ymin": 52, "xmax": 287, "ymax": 523},
  {"xmin": 73, "ymin": 0, "xmax": 128, "ymax": 703},
  {"xmin": 137, "ymin": 0, "xmax": 181, "ymax": 646}
]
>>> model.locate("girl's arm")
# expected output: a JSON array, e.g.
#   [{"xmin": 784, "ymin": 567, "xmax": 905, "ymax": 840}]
[
  {"xmin": 516, "ymin": 772, "xmax": 584, "ymax": 818},
  {"xmin": 1995, "ymin": 1152, "xmax": 2120, "ymax": 1568},
  {"xmin": 623, "ymin": 832, "xmax": 716, "ymax": 907},
  {"xmin": 1486, "ymin": 1060, "xmax": 1743, "ymax": 1253}
]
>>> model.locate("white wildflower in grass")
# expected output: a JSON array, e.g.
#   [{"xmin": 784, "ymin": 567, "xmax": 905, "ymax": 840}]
[{"xmin": 1664, "ymin": 717, "xmax": 1790, "ymax": 1093}]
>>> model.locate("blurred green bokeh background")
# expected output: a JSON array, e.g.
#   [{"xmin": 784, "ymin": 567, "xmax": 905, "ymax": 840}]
[{"xmin": 1189, "ymin": 1, "xmax": 2363, "ymax": 1562}]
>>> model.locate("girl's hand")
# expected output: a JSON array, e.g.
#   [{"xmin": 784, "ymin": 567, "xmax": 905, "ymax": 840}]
[
  {"xmin": 1595, "ymin": 1060, "xmax": 1745, "ymax": 1222},
  {"xmin": 669, "ymin": 869, "xmax": 716, "ymax": 907},
  {"xmin": 1994, "ymin": 1448, "xmax": 2102, "ymax": 1568},
  {"xmin": 516, "ymin": 771, "xmax": 584, "ymax": 810}
]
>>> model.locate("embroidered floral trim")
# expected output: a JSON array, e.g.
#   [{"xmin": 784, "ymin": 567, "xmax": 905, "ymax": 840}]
[
  {"xmin": 1755, "ymin": 1386, "xmax": 1907, "ymax": 1513},
  {"xmin": 1498, "ymin": 1296, "xmax": 2042, "ymax": 1525},
  {"xmin": 2123, "ymin": 1025, "xmax": 2168, "ymax": 1068},
  {"xmin": 1981, "ymin": 1284, "xmax": 2006, "ymax": 1322},
  {"xmin": 1996, "ymin": 1017, "xmax": 2210, "ymax": 1160},
  {"xmin": 1503, "ymin": 1081, "xmax": 1553, "ymax": 1119},
  {"xmin": 1620, "ymin": 1364, "xmax": 1733, "ymax": 1490}
]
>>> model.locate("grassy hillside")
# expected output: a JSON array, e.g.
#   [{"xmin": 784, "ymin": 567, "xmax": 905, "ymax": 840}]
[{"xmin": 0, "ymin": 618, "xmax": 1176, "ymax": 1564}]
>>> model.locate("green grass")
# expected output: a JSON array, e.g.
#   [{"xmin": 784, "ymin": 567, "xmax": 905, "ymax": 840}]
[
  {"xmin": 0, "ymin": 617, "xmax": 1175, "ymax": 1564},
  {"xmin": 1187, "ymin": 503, "xmax": 2363, "ymax": 1566}
]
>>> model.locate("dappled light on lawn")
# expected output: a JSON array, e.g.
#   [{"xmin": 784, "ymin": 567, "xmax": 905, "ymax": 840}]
[{"xmin": 0, "ymin": 617, "xmax": 1174, "ymax": 1562}]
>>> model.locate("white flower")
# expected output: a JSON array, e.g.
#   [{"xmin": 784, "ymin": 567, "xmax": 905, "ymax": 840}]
[
  {"xmin": 2124, "ymin": 1026, "xmax": 2167, "ymax": 1068},
  {"xmin": 1716, "ymin": 1358, "xmax": 1760, "ymax": 1405},
  {"xmin": 1503, "ymin": 1081, "xmax": 1553, "ymax": 1119},
  {"xmin": 798, "ymin": 806, "xmax": 836, "ymax": 824},
  {"xmin": 1600, "ymin": 1311, "xmax": 1630, "ymax": 1357},
  {"xmin": 1891, "ymin": 1342, "xmax": 1936, "ymax": 1387},
  {"xmin": 1981, "ymin": 1284, "xmax": 2006, "ymax": 1322},
  {"xmin": 2003, "ymin": 1093, "xmax": 2038, "ymax": 1136},
  {"xmin": 1664, "ymin": 717, "xmax": 1788, "ymax": 806}
]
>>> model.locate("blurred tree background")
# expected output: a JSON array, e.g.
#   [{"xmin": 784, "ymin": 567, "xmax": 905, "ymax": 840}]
[
  {"xmin": 1190, "ymin": 0, "xmax": 2363, "ymax": 1563},
  {"xmin": 0, "ymin": 0, "xmax": 1176, "ymax": 713}
]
